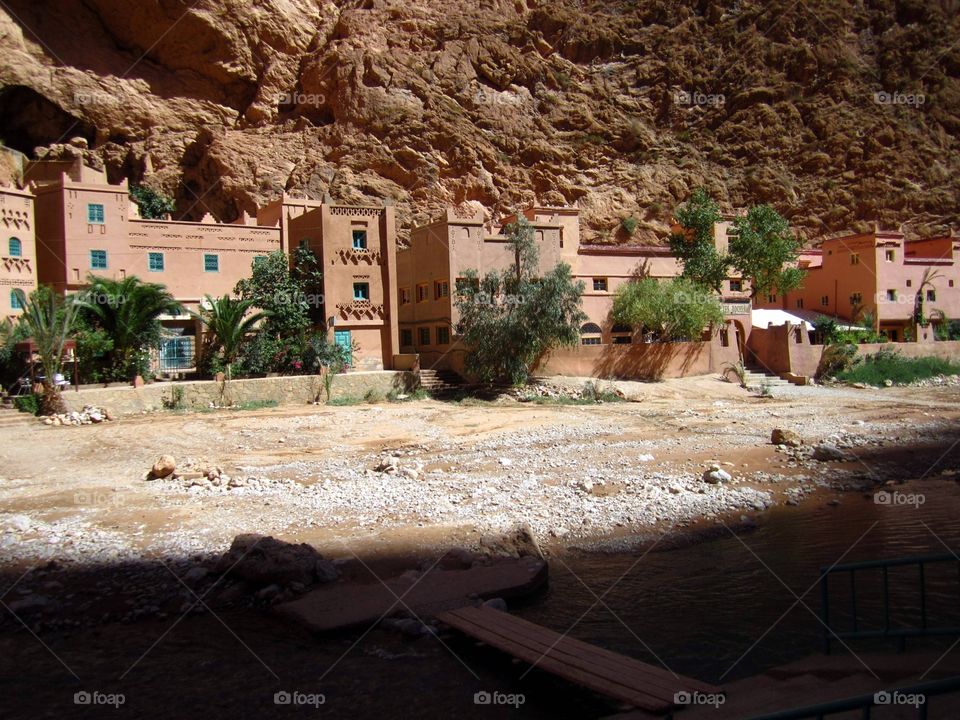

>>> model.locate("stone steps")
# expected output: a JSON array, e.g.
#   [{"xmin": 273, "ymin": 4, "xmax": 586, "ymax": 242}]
[{"xmin": 418, "ymin": 369, "xmax": 464, "ymax": 395}]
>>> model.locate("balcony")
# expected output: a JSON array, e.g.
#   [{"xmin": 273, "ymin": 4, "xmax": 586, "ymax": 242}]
[{"xmin": 335, "ymin": 299, "xmax": 384, "ymax": 320}]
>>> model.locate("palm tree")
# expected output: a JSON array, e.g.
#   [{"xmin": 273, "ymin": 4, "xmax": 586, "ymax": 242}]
[
  {"xmin": 190, "ymin": 295, "xmax": 267, "ymax": 379},
  {"xmin": 83, "ymin": 275, "xmax": 180, "ymax": 378},
  {"xmin": 914, "ymin": 268, "xmax": 944, "ymax": 327},
  {"xmin": 18, "ymin": 287, "xmax": 81, "ymax": 415}
]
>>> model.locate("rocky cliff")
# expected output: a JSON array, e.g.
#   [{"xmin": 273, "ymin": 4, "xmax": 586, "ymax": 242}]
[{"xmin": 1, "ymin": 0, "xmax": 958, "ymax": 243}]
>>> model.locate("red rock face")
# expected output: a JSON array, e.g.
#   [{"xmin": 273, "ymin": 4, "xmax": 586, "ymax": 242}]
[{"xmin": 0, "ymin": 0, "xmax": 958, "ymax": 243}]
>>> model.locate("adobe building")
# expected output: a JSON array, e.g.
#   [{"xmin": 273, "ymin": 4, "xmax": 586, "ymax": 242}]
[
  {"xmin": 398, "ymin": 204, "xmax": 745, "ymax": 378},
  {"xmin": 23, "ymin": 160, "xmax": 400, "ymax": 373},
  {"xmin": 0, "ymin": 183, "xmax": 37, "ymax": 321},
  {"xmin": 754, "ymin": 229, "xmax": 960, "ymax": 343}
]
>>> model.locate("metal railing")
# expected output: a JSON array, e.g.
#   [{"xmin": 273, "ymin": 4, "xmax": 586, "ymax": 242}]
[
  {"xmin": 746, "ymin": 676, "xmax": 960, "ymax": 719},
  {"xmin": 820, "ymin": 553, "xmax": 960, "ymax": 655}
]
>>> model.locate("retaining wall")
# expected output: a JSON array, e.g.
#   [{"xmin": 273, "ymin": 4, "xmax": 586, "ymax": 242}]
[{"xmin": 63, "ymin": 371, "xmax": 415, "ymax": 415}]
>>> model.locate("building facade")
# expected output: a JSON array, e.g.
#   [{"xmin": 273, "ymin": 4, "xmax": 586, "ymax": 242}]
[{"xmin": 0, "ymin": 184, "xmax": 37, "ymax": 322}]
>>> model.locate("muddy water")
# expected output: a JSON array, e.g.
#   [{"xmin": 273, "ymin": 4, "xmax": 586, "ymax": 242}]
[{"xmin": 517, "ymin": 477, "xmax": 960, "ymax": 684}]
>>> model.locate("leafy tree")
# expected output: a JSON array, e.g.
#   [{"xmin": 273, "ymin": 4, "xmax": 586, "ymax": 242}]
[
  {"xmin": 17, "ymin": 286, "xmax": 82, "ymax": 415},
  {"xmin": 612, "ymin": 278, "xmax": 723, "ymax": 341},
  {"xmin": 669, "ymin": 189, "xmax": 728, "ymax": 292},
  {"xmin": 130, "ymin": 185, "xmax": 176, "ymax": 219},
  {"xmin": 670, "ymin": 190, "xmax": 805, "ymax": 298},
  {"xmin": 234, "ymin": 248, "xmax": 324, "ymax": 340},
  {"xmin": 729, "ymin": 205, "xmax": 805, "ymax": 298},
  {"xmin": 191, "ymin": 295, "xmax": 267, "ymax": 378},
  {"xmin": 81, "ymin": 275, "xmax": 180, "ymax": 379},
  {"xmin": 454, "ymin": 217, "xmax": 585, "ymax": 385}
]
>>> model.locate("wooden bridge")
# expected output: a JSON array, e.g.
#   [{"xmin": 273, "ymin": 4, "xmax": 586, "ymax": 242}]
[{"xmin": 437, "ymin": 606, "xmax": 722, "ymax": 714}]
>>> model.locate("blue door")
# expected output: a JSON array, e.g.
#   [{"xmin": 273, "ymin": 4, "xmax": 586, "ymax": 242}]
[{"xmin": 334, "ymin": 330, "xmax": 352, "ymax": 366}]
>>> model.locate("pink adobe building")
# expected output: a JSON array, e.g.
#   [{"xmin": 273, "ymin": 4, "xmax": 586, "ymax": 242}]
[
  {"xmin": 22, "ymin": 159, "xmax": 400, "ymax": 372},
  {"xmin": 398, "ymin": 205, "xmax": 746, "ymax": 378},
  {"xmin": 754, "ymin": 229, "xmax": 960, "ymax": 343},
  {"xmin": 0, "ymin": 183, "xmax": 37, "ymax": 322}
]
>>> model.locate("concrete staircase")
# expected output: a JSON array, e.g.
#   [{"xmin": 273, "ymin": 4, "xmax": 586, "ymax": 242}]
[
  {"xmin": 418, "ymin": 369, "xmax": 464, "ymax": 396},
  {"xmin": 743, "ymin": 365, "xmax": 792, "ymax": 388},
  {"xmin": 0, "ymin": 405, "xmax": 38, "ymax": 430}
]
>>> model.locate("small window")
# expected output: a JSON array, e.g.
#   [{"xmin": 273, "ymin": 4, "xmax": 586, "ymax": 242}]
[
  {"xmin": 416, "ymin": 283, "xmax": 429, "ymax": 302},
  {"xmin": 353, "ymin": 282, "xmax": 370, "ymax": 301},
  {"xmin": 719, "ymin": 328, "xmax": 729, "ymax": 347},
  {"xmin": 795, "ymin": 298, "xmax": 804, "ymax": 309},
  {"xmin": 87, "ymin": 203, "xmax": 105, "ymax": 224},
  {"xmin": 418, "ymin": 327, "xmax": 430, "ymax": 345},
  {"xmin": 582, "ymin": 337, "xmax": 602, "ymax": 345},
  {"xmin": 203, "ymin": 254, "xmax": 219, "ymax": 272},
  {"xmin": 767, "ymin": 294, "xmax": 776, "ymax": 303},
  {"xmin": 927, "ymin": 289, "xmax": 936, "ymax": 302},
  {"xmin": 434, "ymin": 280, "xmax": 449, "ymax": 300},
  {"xmin": 906, "ymin": 279, "xmax": 912, "ymax": 288},
  {"xmin": 886, "ymin": 289, "xmax": 896, "ymax": 301},
  {"xmin": 820, "ymin": 295, "xmax": 829, "ymax": 307},
  {"xmin": 352, "ymin": 230, "xmax": 367, "ymax": 250},
  {"xmin": 850, "ymin": 253, "xmax": 860, "ymax": 265},
  {"xmin": 90, "ymin": 249, "xmax": 107, "ymax": 269},
  {"xmin": 729, "ymin": 279, "xmax": 742, "ymax": 292},
  {"xmin": 794, "ymin": 327, "xmax": 803, "ymax": 344},
  {"xmin": 592, "ymin": 278, "xmax": 608, "ymax": 292},
  {"xmin": 885, "ymin": 250, "xmax": 895, "ymax": 262},
  {"xmin": 400, "ymin": 287, "xmax": 411, "ymax": 305},
  {"xmin": 401, "ymin": 329, "xmax": 413, "ymax": 346},
  {"xmin": 849, "ymin": 292, "xmax": 862, "ymax": 306},
  {"xmin": 10, "ymin": 289, "xmax": 24, "ymax": 310},
  {"xmin": 148, "ymin": 252, "xmax": 164, "ymax": 272},
  {"xmin": 8, "ymin": 237, "xmax": 21, "ymax": 257},
  {"xmin": 950, "ymin": 280, "xmax": 955, "ymax": 288},
  {"xmin": 437, "ymin": 326, "xmax": 450, "ymax": 344}
]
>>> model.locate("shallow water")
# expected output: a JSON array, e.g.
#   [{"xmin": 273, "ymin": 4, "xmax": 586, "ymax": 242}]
[{"xmin": 517, "ymin": 477, "xmax": 960, "ymax": 684}]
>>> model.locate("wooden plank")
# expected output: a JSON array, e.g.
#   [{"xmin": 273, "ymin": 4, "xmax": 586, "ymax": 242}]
[
  {"xmin": 276, "ymin": 557, "xmax": 547, "ymax": 632},
  {"xmin": 442, "ymin": 611, "xmax": 673, "ymax": 711},
  {"xmin": 445, "ymin": 606, "xmax": 720, "ymax": 695},
  {"xmin": 438, "ymin": 606, "xmax": 722, "ymax": 711}
]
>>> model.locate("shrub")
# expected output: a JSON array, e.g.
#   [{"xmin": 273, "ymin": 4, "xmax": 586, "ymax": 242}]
[
  {"xmin": 835, "ymin": 348, "xmax": 960, "ymax": 387},
  {"xmin": 14, "ymin": 393, "xmax": 39, "ymax": 415},
  {"xmin": 364, "ymin": 388, "xmax": 384, "ymax": 404},
  {"xmin": 130, "ymin": 185, "xmax": 176, "ymax": 219},
  {"xmin": 816, "ymin": 342, "xmax": 858, "ymax": 380},
  {"xmin": 620, "ymin": 217, "xmax": 638, "ymax": 235},
  {"xmin": 721, "ymin": 360, "xmax": 747, "ymax": 388}
]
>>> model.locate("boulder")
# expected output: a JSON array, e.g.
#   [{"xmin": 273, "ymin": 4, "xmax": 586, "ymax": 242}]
[
  {"xmin": 149, "ymin": 455, "xmax": 176, "ymax": 479},
  {"xmin": 217, "ymin": 534, "xmax": 337, "ymax": 587},
  {"xmin": 702, "ymin": 465, "xmax": 732, "ymax": 484},
  {"xmin": 771, "ymin": 428, "xmax": 802, "ymax": 447},
  {"xmin": 813, "ymin": 443, "xmax": 849, "ymax": 462}
]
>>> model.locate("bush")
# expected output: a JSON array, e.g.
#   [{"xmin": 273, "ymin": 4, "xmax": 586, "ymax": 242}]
[
  {"xmin": 816, "ymin": 342, "xmax": 858, "ymax": 380},
  {"xmin": 14, "ymin": 394, "xmax": 40, "ymax": 415},
  {"xmin": 364, "ymin": 388, "xmax": 384, "ymax": 404},
  {"xmin": 835, "ymin": 348, "xmax": 960, "ymax": 387},
  {"xmin": 620, "ymin": 217, "xmax": 638, "ymax": 235}
]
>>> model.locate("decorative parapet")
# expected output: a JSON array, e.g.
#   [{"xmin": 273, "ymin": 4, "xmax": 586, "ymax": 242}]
[
  {"xmin": 337, "ymin": 247, "xmax": 382, "ymax": 265},
  {"xmin": 335, "ymin": 299, "xmax": 385, "ymax": 320}
]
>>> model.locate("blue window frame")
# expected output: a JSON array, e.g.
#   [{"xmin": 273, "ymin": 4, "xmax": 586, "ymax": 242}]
[
  {"xmin": 90, "ymin": 249, "xmax": 107, "ymax": 269},
  {"xmin": 203, "ymin": 254, "xmax": 219, "ymax": 273},
  {"xmin": 352, "ymin": 230, "xmax": 367, "ymax": 250},
  {"xmin": 8, "ymin": 237, "xmax": 21, "ymax": 257},
  {"xmin": 87, "ymin": 204, "xmax": 105, "ymax": 224},
  {"xmin": 10, "ymin": 289, "xmax": 24, "ymax": 310},
  {"xmin": 353, "ymin": 282, "xmax": 370, "ymax": 301},
  {"xmin": 148, "ymin": 252, "xmax": 164, "ymax": 272}
]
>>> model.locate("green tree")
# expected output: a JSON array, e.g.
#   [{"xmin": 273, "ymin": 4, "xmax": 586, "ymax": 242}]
[
  {"xmin": 729, "ymin": 205, "xmax": 805, "ymax": 299},
  {"xmin": 669, "ymin": 188, "xmax": 728, "ymax": 292},
  {"xmin": 234, "ymin": 248, "xmax": 324, "ymax": 339},
  {"xmin": 17, "ymin": 287, "xmax": 82, "ymax": 415},
  {"xmin": 81, "ymin": 275, "xmax": 180, "ymax": 379},
  {"xmin": 130, "ymin": 185, "xmax": 176, "ymax": 219},
  {"xmin": 454, "ymin": 217, "xmax": 585, "ymax": 385},
  {"xmin": 191, "ymin": 295, "xmax": 267, "ymax": 378},
  {"xmin": 612, "ymin": 278, "xmax": 724, "ymax": 341},
  {"xmin": 913, "ymin": 267, "xmax": 943, "ymax": 326}
]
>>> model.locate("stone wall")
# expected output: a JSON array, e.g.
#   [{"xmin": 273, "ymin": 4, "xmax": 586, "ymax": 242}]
[{"xmin": 63, "ymin": 371, "xmax": 416, "ymax": 415}]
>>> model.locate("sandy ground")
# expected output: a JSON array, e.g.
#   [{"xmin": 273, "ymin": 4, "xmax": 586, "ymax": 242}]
[
  {"xmin": 2, "ymin": 375, "xmax": 960, "ymax": 719},
  {"xmin": 2, "ymin": 375, "xmax": 959, "ymax": 567}
]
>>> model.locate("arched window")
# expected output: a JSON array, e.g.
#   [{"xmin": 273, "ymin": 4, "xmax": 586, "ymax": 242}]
[
  {"xmin": 611, "ymin": 324, "xmax": 632, "ymax": 334},
  {"xmin": 8, "ymin": 237, "xmax": 22, "ymax": 257},
  {"xmin": 581, "ymin": 322, "xmax": 602, "ymax": 345},
  {"xmin": 10, "ymin": 289, "xmax": 25, "ymax": 310}
]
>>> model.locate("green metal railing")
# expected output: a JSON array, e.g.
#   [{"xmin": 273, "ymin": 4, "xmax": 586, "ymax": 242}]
[
  {"xmin": 820, "ymin": 553, "xmax": 960, "ymax": 655},
  {"xmin": 746, "ymin": 676, "xmax": 960, "ymax": 719}
]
